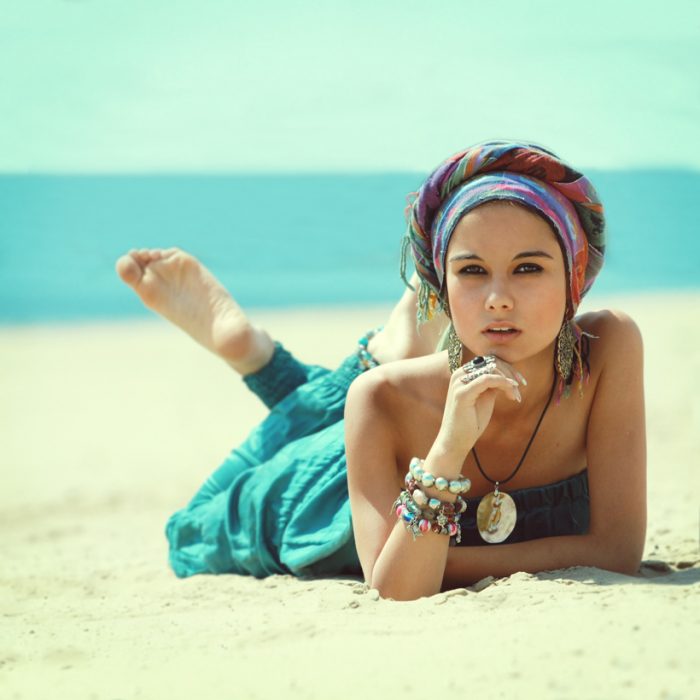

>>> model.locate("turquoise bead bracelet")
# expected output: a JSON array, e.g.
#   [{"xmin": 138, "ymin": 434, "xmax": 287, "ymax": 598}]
[
  {"xmin": 406, "ymin": 477, "xmax": 468, "ymax": 515},
  {"xmin": 409, "ymin": 456, "xmax": 472, "ymax": 495}
]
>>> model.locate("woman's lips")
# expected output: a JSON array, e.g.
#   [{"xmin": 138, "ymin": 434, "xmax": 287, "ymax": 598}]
[{"xmin": 482, "ymin": 329, "xmax": 522, "ymax": 344}]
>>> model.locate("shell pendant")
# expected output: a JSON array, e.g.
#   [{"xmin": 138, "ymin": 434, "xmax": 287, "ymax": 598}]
[{"xmin": 476, "ymin": 484, "xmax": 517, "ymax": 543}]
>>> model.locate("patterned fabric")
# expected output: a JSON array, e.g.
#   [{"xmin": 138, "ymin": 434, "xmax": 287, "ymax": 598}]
[
  {"xmin": 401, "ymin": 140, "xmax": 606, "ymax": 321},
  {"xmin": 431, "ymin": 172, "xmax": 590, "ymax": 308}
]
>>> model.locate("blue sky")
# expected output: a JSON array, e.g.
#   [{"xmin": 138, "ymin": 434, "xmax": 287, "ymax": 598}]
[{"xmin": 2, "ymin": 0, "xmax": 699, "ymax": 172}]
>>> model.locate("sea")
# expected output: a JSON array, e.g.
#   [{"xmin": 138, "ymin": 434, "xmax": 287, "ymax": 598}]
[{"xmin": 0, "ymin": 170, "xmax": 698, "ymax": 324}]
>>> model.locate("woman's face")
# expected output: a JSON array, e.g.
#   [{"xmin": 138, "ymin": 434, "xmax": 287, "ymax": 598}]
[{"xmin": 444, "ymin": 201, "xmax": 568, "ymax": 366}]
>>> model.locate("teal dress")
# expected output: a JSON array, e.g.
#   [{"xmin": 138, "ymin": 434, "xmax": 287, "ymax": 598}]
[{"xmin": 165, "ymin": 340, "xmax": 591, "ymax": 579}]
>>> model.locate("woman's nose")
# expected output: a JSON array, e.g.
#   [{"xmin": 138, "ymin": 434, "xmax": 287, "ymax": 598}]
[{"xmin": 484, "ymin": 281, "xmax": 514, "ymax": 311}]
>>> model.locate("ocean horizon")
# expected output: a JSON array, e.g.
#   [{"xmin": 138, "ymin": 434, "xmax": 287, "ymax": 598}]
[{"xmin": 1, "ymin": 170, "xmax": 698, "ymax": 324}]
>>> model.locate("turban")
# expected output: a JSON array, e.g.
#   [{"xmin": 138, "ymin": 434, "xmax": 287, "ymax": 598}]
[{"xmin": 400, "ymin": 140, "xmax": 606, "ymax": 322}]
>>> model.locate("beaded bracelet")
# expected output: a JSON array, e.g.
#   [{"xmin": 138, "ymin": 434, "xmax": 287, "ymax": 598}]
[
  {"xmin": 405, "ymin": 476, "xmax": 468, "ymax": 515},
  {"xmin": 409, "ymin": 457, "xmax": 472, "ymax": 495},
  {"xmin": 393, "ymin": 490, "xmax": 462, "ymax": 534},
  {"xmin": 391, "ymin": 489, "xmax": 463, "ymax": 544},
  {"xmin": 393, "ymin": 489, "xmax": 462, "ymax": 526},
  {"xmin": 356, "ymin": 327, "xmax": 382, "ymax": 370}
]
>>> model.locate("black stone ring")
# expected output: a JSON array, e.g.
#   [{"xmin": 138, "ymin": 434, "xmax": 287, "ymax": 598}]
[{"xmin": 461, "ymin": 354, "xmax": 497, "ymax": 374}]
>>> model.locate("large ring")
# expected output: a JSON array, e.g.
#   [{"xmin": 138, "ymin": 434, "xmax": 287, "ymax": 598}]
[
  {"xmin": 462, "ymin": 354, "xmax": 497, "ymax": 374},
  {"xmin": 461, "ymin": 367, "xmax": 493, "ymax": 384},
  {"xmin": 460, "ymin": 355, "xmax": 497, "ymax": 384}
]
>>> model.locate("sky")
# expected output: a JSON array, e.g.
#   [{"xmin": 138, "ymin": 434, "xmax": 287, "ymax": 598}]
[{"xmin": 2, "ymin": 0, "xmax": 699, "ymax": 172}]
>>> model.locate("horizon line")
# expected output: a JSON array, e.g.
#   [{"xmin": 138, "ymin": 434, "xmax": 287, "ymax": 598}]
[{"xmin": 2, "ymin": 165, "xmax": 700, "ymax": 177}]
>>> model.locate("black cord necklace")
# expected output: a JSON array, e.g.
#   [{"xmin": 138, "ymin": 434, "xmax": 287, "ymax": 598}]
[{"xmin": 471, "ymin": 372, "xmax": 558, "ymax": 543}]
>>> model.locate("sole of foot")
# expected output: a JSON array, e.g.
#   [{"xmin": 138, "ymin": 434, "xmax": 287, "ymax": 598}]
[{"xmin": 115, "ymin": 247, "xmax": 274, "ymax": 375}]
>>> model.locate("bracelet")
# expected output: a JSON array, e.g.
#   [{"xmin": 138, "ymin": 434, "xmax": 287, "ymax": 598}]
[
  {"xmin": 391, "ymin": 489, "xmax": 463, "ymax": 544},
  {"xmin": 405, "ymin": 477, "xmax": 467, "ymax": 515},
  {"xmin": 356, "ymin": 327, "xmax": 382, "ymax": 370},
  {"xmin": 394, "ymin": 490, "xmax": 461, "ymax": 538},
  {"xmin": 394, "ymin": 489, "xmax": 462, "ymax": 525},
  {"xmin": 409, "ymin": 457, "xmax": 472, "ymax": 494}
]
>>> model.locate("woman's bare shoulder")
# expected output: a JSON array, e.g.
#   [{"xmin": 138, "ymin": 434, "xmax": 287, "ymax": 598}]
[
  {"xmin": 346, "ymin": 353, "xmax": 446, "ymax": 414},
  {"xmin": 576, "ymin": 308, "xmax": 644, "ymax": 363}
]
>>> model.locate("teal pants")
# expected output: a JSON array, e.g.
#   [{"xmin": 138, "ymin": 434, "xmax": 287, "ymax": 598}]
[{"xmin": 165, "ymin": 343, "xmax": 367, "ymax": 579}]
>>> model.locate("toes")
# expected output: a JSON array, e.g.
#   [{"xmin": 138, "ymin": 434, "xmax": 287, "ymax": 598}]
[
  {"xmin": 128, "ymin": 249, "xmax": 148, "ymax": 266},
  {"xmin": 116, "ymin": 247, "xmax": 188, "ymax": 290},
  {"xmin": 138, "ymin": 248, "xmax": 159, "ymax": 263},
  {"xmin": 129, "ymin": 248, "xmax": 166, "ymax": 265},
  {"xmin": 115, "ymin": 254, "xmax": 144, "ymax": 287}
]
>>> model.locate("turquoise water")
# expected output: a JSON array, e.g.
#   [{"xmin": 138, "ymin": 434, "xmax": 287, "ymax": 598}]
[{"xmin": 0, "ymin": 171, "xmax": 698, "ymax": 324}]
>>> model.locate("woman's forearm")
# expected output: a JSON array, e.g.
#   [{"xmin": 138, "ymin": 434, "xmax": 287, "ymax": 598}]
[
  {"xmin": 370, "ymin": 519, "xmax": 453, "ymax": 600},
  {"xmin": 370, "ymin": 446, "xmax": 467, "ymax": 601},
  {"xmin": 442, "ymin": 533, "xmax": 638, "ymax": 590}
]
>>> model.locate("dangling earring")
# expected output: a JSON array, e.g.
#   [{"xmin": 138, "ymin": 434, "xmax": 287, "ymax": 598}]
[
  {"xmin": 555, "ymin": 319, "xmax": 576, "ymax": 384},
  {"xmin": 447, "ymin": 324, "xmax": 463, "ymax": 373}
]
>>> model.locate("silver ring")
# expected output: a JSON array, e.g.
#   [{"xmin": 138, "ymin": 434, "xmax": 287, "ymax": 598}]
[
  {"xmin": 461, "ymin": 367, "xmax": 495, "ymax": 384},
  {"xmin": 462, "ymin": 354, "xmax": 497, "ymax": 374}
]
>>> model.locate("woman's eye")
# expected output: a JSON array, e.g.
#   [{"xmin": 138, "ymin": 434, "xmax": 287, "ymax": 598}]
[
  {"xmin": 459, "ymin": 265, "xmax": 486, "ymax": 275},
  {"xmin": 515, "ymin": 263, "xmax": 543, "ymax": 273}
]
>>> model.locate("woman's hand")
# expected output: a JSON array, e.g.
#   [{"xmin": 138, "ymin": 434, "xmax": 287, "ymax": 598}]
[{"xmin": 431, "ymin": 357, "xmax": 523, "ymax": 466}]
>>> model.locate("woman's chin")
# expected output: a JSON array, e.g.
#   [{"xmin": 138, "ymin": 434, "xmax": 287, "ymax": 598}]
[{"xmin": 464, "ymin": 338, "xmax": 554, "ymax": 366}]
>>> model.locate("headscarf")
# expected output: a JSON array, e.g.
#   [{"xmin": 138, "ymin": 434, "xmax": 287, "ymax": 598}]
[
  {"xmin": 399, "ymin": 140, "xmax": 606, "ymax": 396},
  {"xmin": 400, "ymin": 140, "xmax": 605, "ymax": 323}
]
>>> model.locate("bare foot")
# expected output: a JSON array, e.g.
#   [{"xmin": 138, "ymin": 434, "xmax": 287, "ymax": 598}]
[{"xmin": 115, "ymin": 247, "xmax": 274, "ymax": 375}]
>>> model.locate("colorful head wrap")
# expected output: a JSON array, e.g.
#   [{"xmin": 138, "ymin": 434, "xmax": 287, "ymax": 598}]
[{"xmin": 400, "ymin": 140, "xmax": 606, "ymax": 322}]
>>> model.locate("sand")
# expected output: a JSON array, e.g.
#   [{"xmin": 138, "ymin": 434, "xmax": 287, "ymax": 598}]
[{"xmin": 1, "ymin": 293, "xmax": 699, "ymax": 700}]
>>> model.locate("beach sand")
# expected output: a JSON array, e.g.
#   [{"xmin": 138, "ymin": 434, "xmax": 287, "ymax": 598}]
[{"xmin": 1, "ymin": 293, "xmax": 698, "ymax": 699}]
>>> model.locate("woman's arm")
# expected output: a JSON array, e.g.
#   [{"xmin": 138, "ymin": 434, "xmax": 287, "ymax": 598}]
[
  {"xmin": 443, "ymin": 310, "xmax": 647, "ymax": 586},
  {"xmin": 442, "ymin": 532, "xmax": 624, "ymax": 588},
  {"xmin": 345, "ymin": 360, "xmax": 522, "ymax": 600},
  {"xmin": 345, "ymin": 370, "xmax": 453, "ymax": 600},
  {"xmin": 583, "ymin": 309, "xmax": 647, "ymax": 572}
]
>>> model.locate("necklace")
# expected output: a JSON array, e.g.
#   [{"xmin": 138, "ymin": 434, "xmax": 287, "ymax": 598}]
[{"xmin": 472, "ymin": 373, "xmax": 557, "ymax": 543}]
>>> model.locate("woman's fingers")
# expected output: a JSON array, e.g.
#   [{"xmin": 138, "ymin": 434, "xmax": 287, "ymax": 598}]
[
  {"xmin": 461, "ymin": 356, "xmax": 527, "ymax": 387},
  {"xmin": 514, "ymin": 369, "xmax": 527, "ymax": 386},
  {"xmin": 459, "ymin": 371, "xmax": 521, "ymax": 402}
]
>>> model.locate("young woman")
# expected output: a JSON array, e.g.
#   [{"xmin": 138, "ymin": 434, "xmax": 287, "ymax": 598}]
[{"xmin": 116, "ymin": 141, "xmax": 646, "ymax": 601}]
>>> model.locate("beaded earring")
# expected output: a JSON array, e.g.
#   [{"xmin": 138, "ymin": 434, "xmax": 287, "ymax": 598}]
[{"xmin": 447, "ymin": 324, "xmax": 463, "ymax": 374}]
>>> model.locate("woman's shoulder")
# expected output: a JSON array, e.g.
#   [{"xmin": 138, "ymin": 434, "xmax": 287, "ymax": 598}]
[
  {"xmin": 346, "ymin": 353, "xmax": 446, "ymax": 415},
  {"xmin": 576, "ymin": 307, "xmax": 644, "ymax": 357},
  {"xmin": 576, "ymin": 306, "xmax": 641, "ymax": 332},
  {"xmin": 345, "ymin": 354, "xmax": 446, "ymax": 461}
]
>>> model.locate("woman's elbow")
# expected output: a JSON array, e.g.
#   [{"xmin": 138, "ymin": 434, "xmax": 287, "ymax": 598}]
[
  {"xmin": 372, "ymin": 583, "xmax": 424, "ymax": 602},
  {"xmin": 604, "ymin": 555, "xmax": 642, "ymax": 577},
  {"xmin": 600, "ymin": 536, "xmax": 644, "ymax": 577},
  {"xmin": 370, "ymin": 570, "xmax": 440, "ymax": 602}
]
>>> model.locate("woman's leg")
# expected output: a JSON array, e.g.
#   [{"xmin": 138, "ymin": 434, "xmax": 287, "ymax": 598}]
[
  {"xmin": 368, "ymin": 273, "xmax": 449, "ymax": 363},
  {"xmin": 116, "ymin": 249, "xmax": 449, "ymax": 577},
  {"xmin": 115, "ymin": 247, "xmax": 275, "ymax": 376},
  {"xmin": 116, "ymin": 248, "xmax": 448, "ymax": 371}
]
